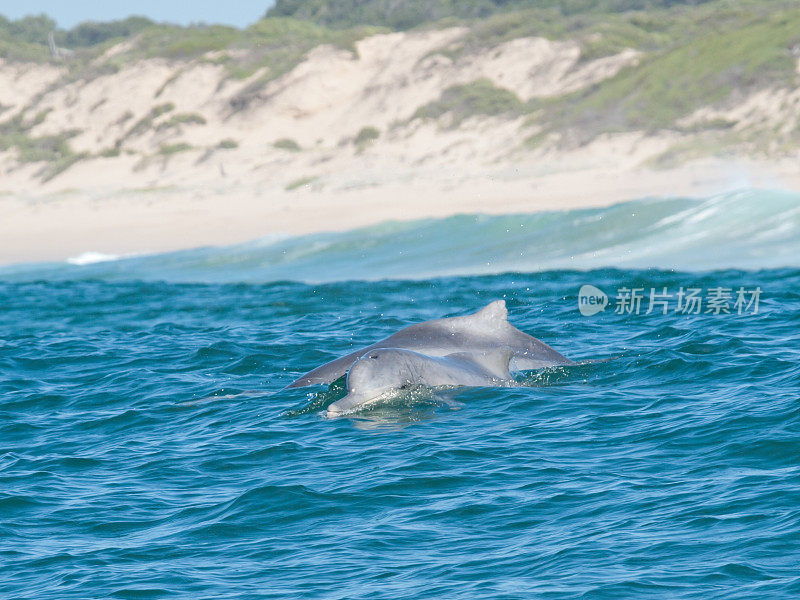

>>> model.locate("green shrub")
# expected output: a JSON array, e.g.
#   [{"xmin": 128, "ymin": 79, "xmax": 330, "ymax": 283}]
[
  {"xmin": 226, "ymin": 18, "xmax": 387, "ymax": 92},
  {"xmin": 42, "ymin": 152, "xmax": 89, "ymax": 182},
  {"xmin": 0, "ymin": 114, "xmax": 87, "ymax": 180},
  {"xmin": 15, "ymin": 133, "xmax": 73, "ymax": 163},
  {"xmin": 32, "ymin": 108, "xmax": 52, "ymax": 126},
  {"xmin": 156, "ymin": 113, "xmax": 207, "ymax": 131},
  {"xmin": 265, "ymin": 0, "xmax": 719, "ymax": 31},
  {"xmin": 124, "ymin": 103, "xmax": 175, "ymax": 138},
  {"xmin": 0, "ymin": 116, "xmax": 82, "ymax": 165},
  {"xmin": 115, "ymin": 111, "xmax": 134, "ymax": 126},
  {"xmin": 2, "ymin": 14, "xmax": 56, "ymax": 45},
  {"xmin": 60, "ymin": 16, "xmax": 153, "ymax": 48},
  {"xmin": 158, "ymin": 142, "xmax": 192, "ymax": 155},
  {"xmin": 285, "ymin": 175, "xmax": 318, "ymax": 191},
  {"xmin": 274, "ymin": 138, "xmax": 301, "ymax": 151},
  {"xmin": 354, "ymin": 126, "xmax": 380, "ymax": 145},
  {"xmin": 136, "ymin": 24, "xmax": 239, "ymax": 60},
  {"xmin": 678, "ymin": 117, "xmax": 738, "ymax": 133},
  {"xmin": 413, "ymin": 79, "xmax": 526, "ymax": 126},
  {"xmin": 218, "ymin": 138, "xmax": 239, "ymax": 149}
]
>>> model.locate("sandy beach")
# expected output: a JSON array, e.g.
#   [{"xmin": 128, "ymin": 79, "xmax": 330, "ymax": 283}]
[{"xmin": 5, "ymin": 156, "xmax": 799, "ymax": 265}]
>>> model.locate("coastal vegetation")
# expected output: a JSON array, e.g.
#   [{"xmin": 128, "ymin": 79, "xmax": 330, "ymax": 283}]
[
  {"xmin": 217, "ymin": 138, "xmax": 238, "ymax": 149},
  {"xmin": 274, "ymin": 138, "xmax": 302, "ymax": 152},
  {"xmin": 158, "ymin": 142, "xmax": 192, "ymax": 155},
  {"xmin": 0, "ymin": 113, "xmax": 83, "ymax": 179},
  {"xmin": 413, "ymin": 79, "xmax": 527, "ymax": 127},
  {"xmin": 156, "ymin": 113, "xmax": 207, "ymax": 131},
  {"xmin": 1, "ymin": 0, "xmax": 799, "ymax": 182},
  {"xmin": 353, "ymin": 126, "xmax": 380, "ymax": 150},
  {"xmin": 123, "ymin": 103, "xmax": 175, "ymax": 140},
  {"xmin": 0, "ymin": 13, "xmax": 385, "ymax": 87},
  {"xmin": 542, "ymin": 6, "xmax": 800, "ymax": 141},
  {"xmin": 266, "ymin": 0, "xmax": 715, "ymax": 30},
  {"xmin": 286, "ymin": 175, "xmax": 319, "ymax": 191}
]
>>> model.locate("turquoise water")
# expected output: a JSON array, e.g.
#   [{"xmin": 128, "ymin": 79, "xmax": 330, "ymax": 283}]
[{"xmin": 2, "ymin": 189, "xmax": 800, "ymax": 598}]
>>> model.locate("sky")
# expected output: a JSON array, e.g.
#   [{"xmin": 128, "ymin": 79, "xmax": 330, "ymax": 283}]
[{"xmin": 0, "ymin": 0, "xmax": 276, "ymax": 29}]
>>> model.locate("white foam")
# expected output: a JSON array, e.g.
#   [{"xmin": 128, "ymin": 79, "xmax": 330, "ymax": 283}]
[{"xmin": 66, "ymin": 252, "xmax": 122, "ymax": 266}]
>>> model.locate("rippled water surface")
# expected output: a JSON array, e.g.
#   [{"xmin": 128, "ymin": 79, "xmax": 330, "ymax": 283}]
[{"xmin": 2, "ymin": 190, "xmax": 800, "ymax": 598}]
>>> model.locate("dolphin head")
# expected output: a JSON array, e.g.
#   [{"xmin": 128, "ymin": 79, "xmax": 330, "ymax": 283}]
[{"xmin": 326, "ymin": 349, "xmax": 414, "ymax": 416}]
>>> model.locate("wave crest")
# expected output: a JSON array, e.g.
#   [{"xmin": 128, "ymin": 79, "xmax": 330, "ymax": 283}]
[{"xmin": 4, "ymin": 188, "xmax": 799, "ymax": 282}]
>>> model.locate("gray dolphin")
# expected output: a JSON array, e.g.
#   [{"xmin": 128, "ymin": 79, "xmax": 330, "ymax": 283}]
[
  {"xmin": 287, "ymin": 300, "xmax": 573, "ymax": 388},
  {"xmin": 327, "ymin": 347, "xmax": 518, "ymax": 416}
]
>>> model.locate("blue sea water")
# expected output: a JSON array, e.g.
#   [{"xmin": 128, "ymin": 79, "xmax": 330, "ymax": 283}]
[{"xmin": 1, "ymin": 189, "xmax": 800, "ymax": 599}]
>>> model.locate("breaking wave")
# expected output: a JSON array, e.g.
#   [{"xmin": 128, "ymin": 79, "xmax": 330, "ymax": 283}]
[{"xmin": 3, "ymin": 188, "xmax": 799, "ymax": 283}]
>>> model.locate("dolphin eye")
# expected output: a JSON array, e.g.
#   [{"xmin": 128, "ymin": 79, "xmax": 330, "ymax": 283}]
[{"xmin": 369, "ymin": 354, "xmax": 379, "ymax": 359}]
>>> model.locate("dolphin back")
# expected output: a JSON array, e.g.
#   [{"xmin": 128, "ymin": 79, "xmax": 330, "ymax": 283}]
[
  {"xmin": 445, "ymin": 348, "xmax": 515, "ymax": 380},
  {"xmin": 286, "ymin": 300, "xmax": 573, "ymax": 388}
]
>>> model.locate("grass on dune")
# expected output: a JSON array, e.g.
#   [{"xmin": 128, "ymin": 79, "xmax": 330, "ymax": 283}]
[
  {"xmin": 543, "ymin": 7, "xmax": 800, "ymax": 140},
  {"xmin": 413, "ymin": 79, "xmax": 528, "ymax": 127},
  {"xmin": 136, "ymin": 24, "xmax": 240, "ymax": 60},
  {"xmin": 230, "ymin": 18, "xmax": 386, "ymax": 79},
  {"xmin": 0, "ymin": 114, "xmax": 88, "ymax": 181},
  {"xmin": 107, "ymin": 17, "xmax": 387, "ymax": 86},
  {"xmin": 156, "ymin": 113, "xmax": 207, "ymax": 131},
  {"xmin": 0, "ymin": 115, "xmax": 79, "ymax": 163},
  {"xmin": 285, "ymin": 175, "xmax": 319, "ymax": 191},
  {"xmin": 158, "ymin": 142, "xmax": 192, "ymax": 155},
  {"xmin": 0, "ymin": 15, "xmax": 386, "ymax": 96},
  {"xmin": 274, "ymin": 138, "xmax": 302, "ymax": 152}
]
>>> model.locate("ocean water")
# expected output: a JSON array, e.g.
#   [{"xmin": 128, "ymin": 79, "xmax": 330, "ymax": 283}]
[{"xmin": 2, "ymin": 189, "xmax": 800, "ymax": 599}]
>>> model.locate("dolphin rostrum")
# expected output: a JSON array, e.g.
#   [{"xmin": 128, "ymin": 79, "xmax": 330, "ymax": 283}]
[
  {"xmin": 287, "ymin": 300, "xmax": 573, "ymax": 388},
  {"xmin": 326, "ymin": 347, "xmax": 518, "ymax": 416}
]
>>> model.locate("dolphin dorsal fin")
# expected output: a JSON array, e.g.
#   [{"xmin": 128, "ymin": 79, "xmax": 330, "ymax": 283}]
[
  {"xmin": 471, "ymin": 300, "xmax": 508, "ymax": 325},
  {"xmin": 447, "ymin": 348, "xmax": 514, "ymax": 380}
]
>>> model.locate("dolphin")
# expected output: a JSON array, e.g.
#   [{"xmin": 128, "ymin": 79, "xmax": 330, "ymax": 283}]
[
  {"xmin": 326, "ymin": 347, "xmax": 518, "ymax": 416},
  {"xmin": 287, "ymin": 299, "xmax": 573, "ymax": 388}
]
